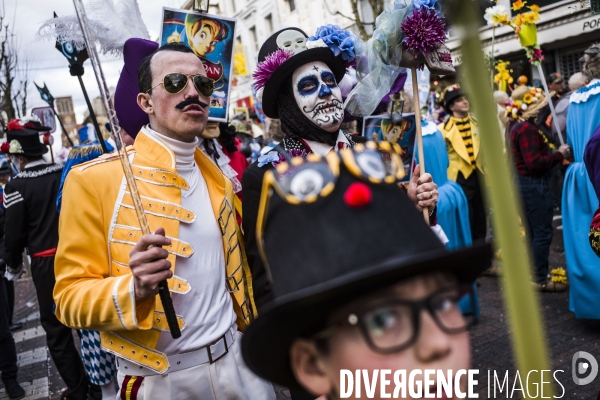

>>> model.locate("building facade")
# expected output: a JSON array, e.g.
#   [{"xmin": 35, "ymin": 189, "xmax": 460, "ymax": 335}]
[
  {"xmin": 447, "ymin": 0, "xmax": 600, "ymax": 85},
  {"xmin": 55, "ymin": 96, "xmax": 78, "ymax": 147},
  {"xmin": 183, "ymin": 0, "xmax": 369, "ymax": 119},
  {"xmin": 82, "ymin": 89, "xmax": 114, "ymax": 140}
]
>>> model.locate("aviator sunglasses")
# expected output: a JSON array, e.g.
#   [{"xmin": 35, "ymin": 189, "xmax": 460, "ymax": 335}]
[{"xmin": 146, "ymin": 73, "xmax": 217, "ymax": 97}]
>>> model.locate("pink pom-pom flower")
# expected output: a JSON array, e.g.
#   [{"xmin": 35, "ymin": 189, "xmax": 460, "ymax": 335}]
[
  {"xmin": 401, "ymin": 7, "xmax": 446, "ymax": 56},
  {"xmin": 253, "ymin": 49, "xmax": 294, "ymax": 90}
]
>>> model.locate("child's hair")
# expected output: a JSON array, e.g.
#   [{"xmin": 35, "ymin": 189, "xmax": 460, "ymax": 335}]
[{"xmin": 189, "ymin": 18, "xmax": 229, "ymax": 42}]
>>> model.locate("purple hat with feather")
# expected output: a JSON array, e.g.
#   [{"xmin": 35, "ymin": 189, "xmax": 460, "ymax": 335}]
[{"xmin": 114, "ymin": 38, "xmax": 159, "ymax": 138}]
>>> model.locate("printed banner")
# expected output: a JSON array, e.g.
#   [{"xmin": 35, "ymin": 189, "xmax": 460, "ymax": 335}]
[
  {"xmin": 362, "ymin": 114, "xmax": 417, "ymax": 181},
  {"xmin": 159, "ymin": 7, "xmax": 236, "ymax": 122}
]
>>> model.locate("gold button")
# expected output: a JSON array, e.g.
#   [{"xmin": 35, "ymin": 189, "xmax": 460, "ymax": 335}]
[
  {"xmin": 182, "ymin": 247, "xmax": 186, "ymax": 251},
  {"xmin": 150, "ymin": 173, "xmax": 154, "ymax": 178},
  {"xmin": 138, "ymin": 171, "xmax": 143, "ymax": 175},
  {"xmin": 156, "ymin": 361, "xmax": 160, "ymax": 365},
  {"xmin": 162, "ymin": 175, "xmax": 166, "ymax": 180},
  {"xmin": 120, "ymin": 345, "xmax": 124, "ymax": 349},
  {"xmin": 128, "ymin": 232, "xmax": 133, "ymax": 237},
  {"xmin": 172, "ymin": 177, "xmax": 176, "ymax": 181},
  {"xmin": 132, "ymin": 350, "xmax": 135, "ymax": 354},
  {"xmin": 175, "ymin": 210, "xmax": 179, "ymax": 214},
  {"xmin": 162, "ymin": 207, "xmax": 166, "ymax": 211},
  {"xmin": 144, "ymin": 355, "xmax": 148, "ymax": 359},
  {"xmin": 148, "ymin": 203, "xmax": 152, "ymax": 208},
  {"xmin": 156, "ymin": 318, "xmax": 161, "ymax": 322},
  {"xmin": 110, "ymin": 341, "xmax": 113, "ymax": 345},
  {"xmin": 178, "ymin": 284, "xmax": 181, "ymax": 288},
  {"xmin": 117, "ymin": 268, "xmax": 120, "ymax": 273},
  {"xmin": 186, "ymin": 213, "xmax": 191, "ymax": 218}
]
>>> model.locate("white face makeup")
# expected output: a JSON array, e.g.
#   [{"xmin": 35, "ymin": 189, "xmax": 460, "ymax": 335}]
[
  {"xmin": 276, "ymin": 29, "xmax": 307, "ymax": 54},
  {"xmin": 292, "ymin": 61, "xmax": 344, "ymax": 133}
]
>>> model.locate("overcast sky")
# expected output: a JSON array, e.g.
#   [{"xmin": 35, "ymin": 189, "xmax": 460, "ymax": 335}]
[{"xmin": 8, "ymin": 0, "xmax": 186, "ymax": 125}]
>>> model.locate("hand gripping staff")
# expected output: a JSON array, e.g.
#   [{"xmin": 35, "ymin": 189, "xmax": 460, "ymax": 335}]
[{"xmin": 72, "ymin": 0, "xmax": 181, "ymax": 339}]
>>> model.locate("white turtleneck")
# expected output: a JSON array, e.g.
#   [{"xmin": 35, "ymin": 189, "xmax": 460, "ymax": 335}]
[{"xmin": 142, "ymin": 126, "xmax": 236, "ymax": 355}]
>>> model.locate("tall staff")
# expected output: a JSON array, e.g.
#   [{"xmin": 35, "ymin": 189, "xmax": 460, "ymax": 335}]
[
  {"xmin": 400, "ymin": 6, "xmax": 454, "ymax": 223},
  {"xmin": 71, "ymin": 0, "xmax": 180, "ymax": 339},
  {"xmin": 449, "ymin": 0, "xmax": 553, "ymax": 396}
]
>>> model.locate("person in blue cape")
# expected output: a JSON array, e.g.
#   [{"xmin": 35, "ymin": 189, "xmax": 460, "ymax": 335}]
[
  {"xmin": 413, "ymin": 117, "xmax": 479, "ymax": 317},
  {"xmin": 56, "ymin": 124, "xmax": 113, "ymax": 212},
  {"xmin": 562, "ymin": 43, "xmax": 600, "ymax": 319}
]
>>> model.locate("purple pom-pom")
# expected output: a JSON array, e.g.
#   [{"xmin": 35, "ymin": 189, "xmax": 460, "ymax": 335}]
[
  {"xmin": 401, "ymin": 7, "xmax": 446, "ymax": 56},
  {"xmin": 253, "ymin": 49, "xmax": 294, "ymax": 90}
]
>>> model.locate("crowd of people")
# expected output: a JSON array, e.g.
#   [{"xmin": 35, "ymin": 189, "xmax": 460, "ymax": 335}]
[{"xmin": 0, "ymin": 13, "xmax": 600, "ymax": 400}]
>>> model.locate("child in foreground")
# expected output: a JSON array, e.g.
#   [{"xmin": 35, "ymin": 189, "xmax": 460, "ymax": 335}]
[{"xmin": 241, "ymin": 143, "xmax": 491, "ymax": 400}]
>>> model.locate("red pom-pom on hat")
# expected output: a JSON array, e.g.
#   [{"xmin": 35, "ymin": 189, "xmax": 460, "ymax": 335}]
[
  {"xmin": 0, "ymin": 142, "xmax": 9, "ymax": 153},
  {"xmin": 7, "ymin": 119, "xmax": 24, "ymax": 131},
  {"xmin": 344, "ymin": 182, "xmax": 372, "ymax": 208}
]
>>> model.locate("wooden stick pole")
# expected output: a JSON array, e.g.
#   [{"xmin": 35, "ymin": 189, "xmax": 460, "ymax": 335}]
[
  {"xmin": 536, "ymin": 64, "xmax": 565, "ymax": 146},
  {"xmin": 411, "ymin": 66, "xmax": 429, "ymax": 224}
]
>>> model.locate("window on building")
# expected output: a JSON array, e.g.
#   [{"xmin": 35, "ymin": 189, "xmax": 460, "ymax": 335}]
[
  {"xmin": 57, "ymin": 100, "xmax": 71, "ymax": 114},
  {"xmin": 265, "ymin": 14, "xmax": 273, "ymax": 35},
  {"xmin": 559, "ymin": 48, "xmax": 586, "ymax": 80},
  {"xmin": 249, "ymin": 26, "xmax": 258, "ymax": 53},
  {"xmin": 288, "ymin": 0, "xmax": 296, "ymax": 12}
]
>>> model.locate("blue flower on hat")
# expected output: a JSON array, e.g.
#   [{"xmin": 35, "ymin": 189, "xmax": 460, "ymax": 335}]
[
  {"xmin": 308, "ymin": 25, "xmax": 357, "ymax": 62},
  {"xmin": 413, "ymin": 0, "xmax": 437, "ymax": 9}
]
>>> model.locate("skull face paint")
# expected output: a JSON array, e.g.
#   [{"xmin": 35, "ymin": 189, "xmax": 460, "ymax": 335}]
[
  {"xmin": 292, "ymin": 61, "xmax": 344, "ymax": 133},
  {"xmin": 276, "ymin": 30, "xmax": 307, "ymax": 54}
]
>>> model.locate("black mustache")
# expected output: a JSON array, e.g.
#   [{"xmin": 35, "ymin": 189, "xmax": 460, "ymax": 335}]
[{"xmin": 175, "ymin": 98, "xmax": 209, "ymax": 110}]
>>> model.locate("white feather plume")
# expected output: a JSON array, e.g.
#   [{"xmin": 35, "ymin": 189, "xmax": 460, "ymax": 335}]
[{"xmin": 37, "ymin": 0, "xmax": 150, "ymax": 55}]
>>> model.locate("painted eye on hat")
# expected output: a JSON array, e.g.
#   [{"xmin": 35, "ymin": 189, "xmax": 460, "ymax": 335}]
[
  {"xmin": 356, "ymin": 152, "xmax": 387, "ymax": 179},
  {"xmin": 289, "ymin": 169, "xmax": 325, "ymax": 200}
]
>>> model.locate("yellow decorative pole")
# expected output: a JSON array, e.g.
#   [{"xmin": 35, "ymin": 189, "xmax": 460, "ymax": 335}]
[{"xmin": 448, "ymin": 0, "xmax": 554, "ymax": 397}]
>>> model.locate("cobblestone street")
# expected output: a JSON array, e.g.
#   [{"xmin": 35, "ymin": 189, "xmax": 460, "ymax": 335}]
[{"xmin": 2, "ymin": 215, "xmax": 600, "ymax": 399}]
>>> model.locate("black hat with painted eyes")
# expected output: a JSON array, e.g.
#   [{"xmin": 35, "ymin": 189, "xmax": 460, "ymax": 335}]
[
  {"xmin": 241, "ymin": 144, "xmax": 491, "ymax": 389},
  {"xmin": 254, "ymin": 27, "xmax": 346, "ymax": 119}
]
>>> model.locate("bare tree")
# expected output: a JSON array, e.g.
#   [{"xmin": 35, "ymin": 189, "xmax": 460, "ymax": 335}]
[
  {"xmin": 0, "ymin": 1, "xmax": 29, "ymax": 130},
  {"xmin": 349, "ymin": 0, "xmax": 384, "ymax": 41}
]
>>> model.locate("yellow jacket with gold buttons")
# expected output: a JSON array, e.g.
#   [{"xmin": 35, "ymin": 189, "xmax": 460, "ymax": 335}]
[
  {"xmin": 53, "ymin": 129, "xmax": 257, "ymax": 374},
  {"xmin": 438, "ymin": 116, "xmax": 484, "ymax": 181}
]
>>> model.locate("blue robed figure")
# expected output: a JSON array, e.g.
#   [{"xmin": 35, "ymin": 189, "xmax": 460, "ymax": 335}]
[
  {"xmin": 562, "ymin": 79, "xmax": 600, "ymax": 319},
  {"xmin": 414, "ymin": 118, "xmax": 479, "ymax": 316}
]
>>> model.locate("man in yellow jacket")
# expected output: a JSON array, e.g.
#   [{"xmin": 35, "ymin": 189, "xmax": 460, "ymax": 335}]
[
  {"xmin": 438, "ymin": 84, "xmax": 486, "ymax": 243},
  {"xmin": 54, "ymin": 43, "xmax": 275, "ymax": 400}
]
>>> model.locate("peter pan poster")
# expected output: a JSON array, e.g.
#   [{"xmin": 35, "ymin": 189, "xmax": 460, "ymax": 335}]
[
  {"xmin": 159, "ymin": 8, "xmax": 236, "ymax": 122},
  {"xmin": 362, "ymin": 114, "xmax": 416, "ymax": 181}
]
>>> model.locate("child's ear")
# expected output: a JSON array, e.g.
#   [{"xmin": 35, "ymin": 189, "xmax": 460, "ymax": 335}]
[{"xmin": 290, "ymin": 339, "xmax": 333, "ymax": 398}]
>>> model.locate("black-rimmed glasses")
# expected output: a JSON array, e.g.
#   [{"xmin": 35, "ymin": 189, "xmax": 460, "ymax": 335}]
[{"xmin": 314, "ymin": 285, "xmax": 476, "ymax": 354}]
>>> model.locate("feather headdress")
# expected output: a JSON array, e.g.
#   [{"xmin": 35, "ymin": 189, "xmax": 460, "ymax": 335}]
[{"xmin": 37, "ymin": 0, "xmax": 149, "ymax": 55}]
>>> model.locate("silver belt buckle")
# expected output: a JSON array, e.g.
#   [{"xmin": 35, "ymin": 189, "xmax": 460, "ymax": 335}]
[{"xmin": 207, "ymin": 333, "xmax": 229, "ymax": 364}]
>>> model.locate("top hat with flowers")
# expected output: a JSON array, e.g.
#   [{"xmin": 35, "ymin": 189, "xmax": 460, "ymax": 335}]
[
  {"xmin": 505, "ymin": 85, "xmax": 547, "ymax": 121},
  {"xmin": 253, "ymin": 25, "xmax": 357, "ymax": 118},
  {"xmin": 1, "ymin": 117, "xmax": 50, "ymax": 157}
]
